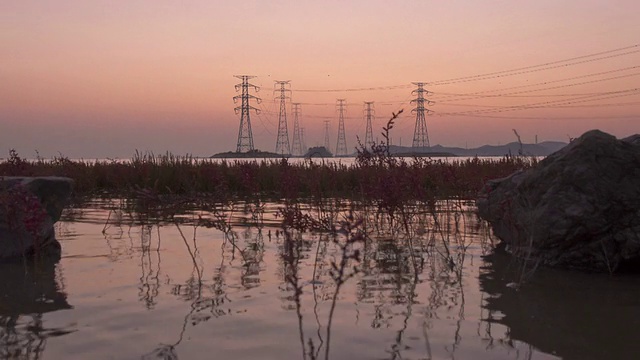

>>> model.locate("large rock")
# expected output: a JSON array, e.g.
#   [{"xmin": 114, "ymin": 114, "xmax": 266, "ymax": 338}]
[
  {"xmin": 477, "ymin": 130, "xmax": 640, "ymax": 272},
  {"xmin": 0, "ymin": 176, "xmax": 74, "ymax": 260}
]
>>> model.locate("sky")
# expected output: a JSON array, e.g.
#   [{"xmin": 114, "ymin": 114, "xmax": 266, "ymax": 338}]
[{"xmin": 1, "ymin": 0, "xmax": 639, "ymax": 158}]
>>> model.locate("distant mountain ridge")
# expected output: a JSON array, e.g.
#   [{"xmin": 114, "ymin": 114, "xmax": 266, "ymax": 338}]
[
  {"xmin": 388, "ymin": 141, "xmax": 568, "ymax": 157},
  {"xmin": 209, "ymin": 141, "xmax": 569, "ymax": 158}
]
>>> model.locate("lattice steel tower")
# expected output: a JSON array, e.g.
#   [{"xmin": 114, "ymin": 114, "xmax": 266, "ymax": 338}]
[
  {"xmin": 291, "ymin": 103, "xmax": 303, "ymax": 156},
  {"xmin": 274, "ymin": 80, "xmax": 292, "ymax": 155},
  {"xmin": 324, "ymin": 120, "xmax": 331, "ymax": 151},
  {"xmin": 364, "ymin": 101, "xmax": 375, "ymax": 149},
  {"xmin": 335, "ymin": 99, "xmax": 348, "ymax": 156},
  {"xmin": 233, "ymin": 75, "xmax": 261, "ymax": 152},
  {"xmin": 300, "ymin": 128, "xmax": 306, "ymax": 152},
  {"xmin": 411, "ymin": 82, "xmax": 433, "ymax": 148}
]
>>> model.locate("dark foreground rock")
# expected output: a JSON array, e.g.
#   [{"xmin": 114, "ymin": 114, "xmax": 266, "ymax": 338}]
[
  {"xmin": 0, "ymin": 176, "xmax": 74, "ymax": 260},
  {"xmin": 477, "ymin": 130, "xmax": 640, "ymax": 272}
]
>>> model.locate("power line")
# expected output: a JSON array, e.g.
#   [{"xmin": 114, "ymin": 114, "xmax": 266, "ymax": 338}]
[
  {"xmin": 229, "ymin": 45, "xmax": 639, "ymax": 151},
  {"xmin": 436, "ymin": 88, "xmax": 640, "ymax": 116},
  {"xmin": 428, "ymin": 44, "xmax": 639, "ymax": 86},
  {"xmin": 436, "ymin": 100, "xmax": 640, "ymax": 109},
  {"xmin": 431, "ymin": 65, "xmax": 640, "ymax": 99},
  {"xmin": 454, "ymin": 114, "xmax": 639, "ymax": 120},
  {"xmin": 434, "ymin": 72, "xmax": 640, "ymax": 102},
  {"xmin": 295, "ymin": 84, "xmax": 412, "ymax": 93}
]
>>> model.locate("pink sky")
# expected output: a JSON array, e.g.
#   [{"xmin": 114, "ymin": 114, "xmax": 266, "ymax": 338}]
[{"xmin": 1, "ymin": 0, "xmax": 638, "ymax": 158}]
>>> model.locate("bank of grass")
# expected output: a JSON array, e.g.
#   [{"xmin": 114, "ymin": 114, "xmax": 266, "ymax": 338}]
[{"xmin": 0, "ymin": 149, "xmax": 535, "ymax": 202}]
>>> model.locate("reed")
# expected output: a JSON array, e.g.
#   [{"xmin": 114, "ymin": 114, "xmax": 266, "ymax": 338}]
[{"xmin": 0, "ymin": 149, "xmax": 534, "ymax": 202}]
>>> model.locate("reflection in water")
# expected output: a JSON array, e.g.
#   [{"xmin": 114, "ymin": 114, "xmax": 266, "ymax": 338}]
[
  {"xmin": 139, "ymin": 225, "xmax": 161, "ymax": 309},
  {"xmin": 138, "ymin": 208, "xmax": 245, "ymax": 359},
  {"xmin": 274, "ymin": 202, "xmax": 479, "ymax": 360},
  {"xmin": 0, "ymin": 257, "xmax": 74, "ymax": 359},
  {"xmin": 46, "ymin": 198, "xmax": 640, "ymax": 359},
  {"xmin": 480, "ymin": 248, "xmax": 640, "ymax": 360},
  {"xmin": 240, "ymin": 226, "xmax": 265, "ymax": 290}
]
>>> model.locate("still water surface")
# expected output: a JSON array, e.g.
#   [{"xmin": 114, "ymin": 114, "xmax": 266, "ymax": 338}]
[{"xmin": 1, "ymin": 199, "xmax": 639, "ymax": 359}]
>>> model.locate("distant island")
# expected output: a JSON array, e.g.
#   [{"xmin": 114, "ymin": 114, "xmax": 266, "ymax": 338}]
[
  {"xmin": 303, "ymin": 146, "xmax": 333, "ymax": 158},
  {"xmin": 211, "ymin": 149, "xmax": 283, "ymax": 158}
]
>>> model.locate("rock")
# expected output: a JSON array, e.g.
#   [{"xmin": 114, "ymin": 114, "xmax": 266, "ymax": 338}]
[
  {"xmin": 477, "ymin": 130, "xmax": 640, "ymax": 272},
  {"xmin": 0, "ymin": 176, "xmax": 74, "ymax": 260}
]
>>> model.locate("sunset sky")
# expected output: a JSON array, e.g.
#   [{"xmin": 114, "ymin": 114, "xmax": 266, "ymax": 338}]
[{"xmin": 1, "ymin": 0, "xmax": 638, "ymax": 158}]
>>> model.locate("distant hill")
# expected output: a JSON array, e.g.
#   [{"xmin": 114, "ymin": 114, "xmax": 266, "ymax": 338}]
[
  {"xmin": 389, "ymin": 141, "xmax": 568, "ymax": 157},
  {"xmin": 210, "ymin": 141, "xmax": 569, "ymax": 159}
]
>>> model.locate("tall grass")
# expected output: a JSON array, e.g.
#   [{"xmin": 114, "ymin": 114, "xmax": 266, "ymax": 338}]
[{"xmin": 0, "ymin": 149, "xmax": 535, "ymax": 202}]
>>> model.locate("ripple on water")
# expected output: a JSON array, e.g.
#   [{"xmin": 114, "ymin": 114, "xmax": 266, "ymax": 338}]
[{"xmin": 3, "ymin": 200, "xmax": 639, "ymax": 359}]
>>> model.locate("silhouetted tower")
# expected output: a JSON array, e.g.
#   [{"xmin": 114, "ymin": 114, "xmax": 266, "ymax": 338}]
[
  {"xmin": 274, "ymin": 80, "xmax": 292, "ymax": 155},
  {"xmin": 300, "ymin": 127, "xmax": 307, "ymax": 152},
  {"xmin": 411, "ymin": 82, "xmax": 433, "ymax": 148},
  {"xmin": 335, "ymin": 99, "xmax": 348, "ymax": 156},
  {"xmin": 233, "ymin": 75, "xmax": 261, "ymax": 152},
  {"xmin": 324, "ymin": 120, "xmax": 331, "ymax": 151},
  {"xmin": 291, "ymin": 103, "xmax": 303, "ymax": 156},
  {"xmin": 363, "ymin": 101, "xmax": 375, "ymax": 149}
]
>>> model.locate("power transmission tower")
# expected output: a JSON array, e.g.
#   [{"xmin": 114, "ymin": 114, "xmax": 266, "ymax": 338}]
[
  {"xmin": 233, "ymin": 75, "xmax": 261, "ymax": 152},
  {"xmin": 274, "ymin": 80, "xmax": 292, "ymax": 155},
  {"xmin": 300, "ymin": 127, "xmax": 306, "ymax": 152},
  {"xmin": 335, "ymin": 99, "xmax": 348, "ymax": 156},
  {"xmin": 324, "ymin": 120, "xmax": 331, "ymax": 151},
  {"xmin": 364, "ymin": 101, "xmax": 375, "ymax": 149},
  {"xmin": 411, "ymin": 82, "xmax": 433, "ymax": 148},
  {"xmin": 291, "ymin": 103, "xmax": 303, "ymax": 156}
]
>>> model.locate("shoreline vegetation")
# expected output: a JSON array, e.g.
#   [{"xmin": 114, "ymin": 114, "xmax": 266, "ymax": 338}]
[{"xmin": 0, "ymin": 147, "xmax": 536, "ymax": 201}]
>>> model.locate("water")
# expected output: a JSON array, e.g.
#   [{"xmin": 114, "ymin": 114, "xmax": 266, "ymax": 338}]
[{"xmin": 2, "ymin": 199, "xmax": 639, "ymax": 359}]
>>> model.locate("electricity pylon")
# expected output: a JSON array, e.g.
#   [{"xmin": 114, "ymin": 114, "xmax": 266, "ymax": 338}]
[
  {"xmin": 335, "ymin": 99, "xmax": 348, "ymax": 156},
  {"xmin": 233, "ymin": 75, "xmax": 261, "ymax": 152},
  {"xmin": 300, "ymin": 127, "xmax": 306, "ymax": 153},
  {"xmin": 324, "ymin": 120, "xmax": 331, "ymax": 151},
  {"xmin": 274, "ymin": 80, "xmax": 291, "ymax": 155},
  {"xmin": 291, "ymin": 103, "xmax": 303, "ymax": 156},
  {"xmin": 364, "ymin": 101, "xmax": 375, "ymax": 149},
  {"xmin": 411, "ymin": 82, "xmax": 433, "ymax": 148}
]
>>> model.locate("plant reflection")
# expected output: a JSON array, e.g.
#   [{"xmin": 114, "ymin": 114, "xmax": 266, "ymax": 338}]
[
  {"xmin": 99, "ymin": 197, "xmax": 493, "ymax": 359},
  {"xmin": 138, "ymin": 225, "xmax": 161, "ymax": 309},
  {"xmin": 273, "ymin": 201, "xmax": 478, "ymax": 360}
]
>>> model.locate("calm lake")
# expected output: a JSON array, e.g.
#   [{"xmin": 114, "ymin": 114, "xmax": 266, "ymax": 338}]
[{"xmin": 2, "ymin": 198, "xmax": 639, "ymax": 360}]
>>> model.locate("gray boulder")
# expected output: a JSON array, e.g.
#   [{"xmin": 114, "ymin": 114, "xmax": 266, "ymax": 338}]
[
  {"xmin": 0, "ymin": 176, "xmax": 74, "ymax": 260},
  {"xmin": 477, "ymin": 130, "xmax": 640, "ymax": 272}
]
